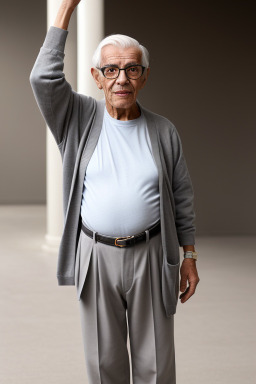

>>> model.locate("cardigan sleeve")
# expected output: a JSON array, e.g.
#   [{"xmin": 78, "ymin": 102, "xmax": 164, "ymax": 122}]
[
  {"xmin": 29, "ymin": 26, "xmax": 92, "ymax": 148},
  {"xmin": 171, "ymin": 126, "xmax": 196, "ymax": 246}
]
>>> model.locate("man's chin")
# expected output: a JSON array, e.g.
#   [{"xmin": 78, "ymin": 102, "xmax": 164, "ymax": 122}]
[{"xmin": 110, "ymin": 98, "xmax": 136, "ymax": 110}]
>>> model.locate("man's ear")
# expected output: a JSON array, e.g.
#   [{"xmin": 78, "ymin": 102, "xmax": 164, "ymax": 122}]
[
  {"xmin": 91, "ymin": 67, "xmax": 103, "ymax": 89},
  {"xmin": 140, "ymin": 67, "xmax": 150, "ymax": 89}
]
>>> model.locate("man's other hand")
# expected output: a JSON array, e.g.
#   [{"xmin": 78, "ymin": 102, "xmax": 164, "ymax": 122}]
[{"xmin": 179, "ymin": 259, "xmax": 200, "ymax": 304}]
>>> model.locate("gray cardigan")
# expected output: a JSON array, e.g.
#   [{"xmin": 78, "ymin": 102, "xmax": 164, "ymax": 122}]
[{"xmin": 29, "ymin": 26, "xmax": 196, "ymax": 317}]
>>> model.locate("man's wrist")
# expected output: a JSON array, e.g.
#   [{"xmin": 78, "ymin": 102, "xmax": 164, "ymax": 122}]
[
  {"xmin": 60, "ymin": 3, "xmax": 76, "ymax": 13},
  {"xmin": 54, "ymin": 4, "xmax": 75, "ymax": 30},
  {"xmin": 183, "ymin": 245, "xmax": 195, "ymax": 252},
  {"xmin": 183, "ymin": 250, "xmax": 198, "ymax": 261}
]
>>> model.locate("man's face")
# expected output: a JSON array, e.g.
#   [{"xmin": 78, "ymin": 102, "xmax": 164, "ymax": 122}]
[{"xmin": 91, "ymin": 44, "xmax": 150, "ymax": 112}]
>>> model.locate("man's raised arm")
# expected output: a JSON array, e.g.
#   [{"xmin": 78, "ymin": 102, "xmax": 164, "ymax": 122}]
[{"xmin": 29, "ymin": 0, "xmax": 86, "ymax": 148}]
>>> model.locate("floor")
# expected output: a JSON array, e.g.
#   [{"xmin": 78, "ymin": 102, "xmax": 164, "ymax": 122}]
[{"xmin": 0, "ymin": 205, "xmax": 255, "ymax": 384}]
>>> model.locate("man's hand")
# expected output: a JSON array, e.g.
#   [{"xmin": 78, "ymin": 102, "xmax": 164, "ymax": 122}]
[{"xmin": 179, "ymin": 259, "xmax": 200, "ymax": 304}]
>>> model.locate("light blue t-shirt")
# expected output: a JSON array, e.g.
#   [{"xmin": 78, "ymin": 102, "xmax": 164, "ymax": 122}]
[{"xmin": 80, "ymin": 107, "xmax": 160, "ymax": 236}]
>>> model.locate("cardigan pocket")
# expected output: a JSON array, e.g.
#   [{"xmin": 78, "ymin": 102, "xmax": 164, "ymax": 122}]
[{"xmin": 161, "ymin": 259, "xmax": 180, "ymax": 317}]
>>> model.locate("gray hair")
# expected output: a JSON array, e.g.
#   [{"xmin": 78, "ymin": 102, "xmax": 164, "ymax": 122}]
[{"xmin": 92, "ymin": 34, "xmax": 150, "ymax": 68}]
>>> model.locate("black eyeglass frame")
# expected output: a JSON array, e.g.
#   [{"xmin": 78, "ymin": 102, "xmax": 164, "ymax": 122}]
[{"xmin": 97, "ymin": 64, "xmax": 146, "ymax": 79}]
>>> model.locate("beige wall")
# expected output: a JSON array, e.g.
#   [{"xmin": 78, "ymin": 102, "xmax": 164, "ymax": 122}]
[{"xmin": 1, "ymin": 0, "xmax": 255, "ymax": 235}]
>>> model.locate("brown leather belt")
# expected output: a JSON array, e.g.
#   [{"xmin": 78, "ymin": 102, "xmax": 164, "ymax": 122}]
[{"xmin": 81, "ymin": 219, "xmax": 161, "ymax": 248}]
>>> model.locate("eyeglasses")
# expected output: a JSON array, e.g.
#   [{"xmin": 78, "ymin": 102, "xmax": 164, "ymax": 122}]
[{"xmin": 97, "ymin": 64, "xmax": 146, "ymax": 80}]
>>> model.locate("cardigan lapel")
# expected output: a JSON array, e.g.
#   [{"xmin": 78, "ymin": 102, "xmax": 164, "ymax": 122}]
[
  {"xmin": 65, "ymin": 98, "xmax": 105, "ymax": 220},
  {"xmin": 81, "ymin": 98, "xmax": 105, "ymax": 162},
  {"xmin": 138, "ymin": 102, "xmax": 163, "ymax": 187},
  {"xmin": 76, "ymin": 98, "xmax": 105, "ymax": 206},
  {"xmin": 138, "ymin": 103, "xmax": 168, "ymax": 255}
]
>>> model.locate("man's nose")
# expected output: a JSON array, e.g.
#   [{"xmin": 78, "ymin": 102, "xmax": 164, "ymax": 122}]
[{"xmin": 116, "ymin": 69, "xmax": 129, "ymax": 85}]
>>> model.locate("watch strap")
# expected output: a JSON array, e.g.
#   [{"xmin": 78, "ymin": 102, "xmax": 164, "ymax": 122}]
[{"xmin": 183, "ymin": 251, "xmax": 198, "ymax": 260}]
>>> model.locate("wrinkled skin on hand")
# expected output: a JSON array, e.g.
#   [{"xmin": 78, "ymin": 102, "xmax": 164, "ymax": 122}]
[{"xmin": 179, "ymin": 259, "xmax": 200, "ymax": 303}]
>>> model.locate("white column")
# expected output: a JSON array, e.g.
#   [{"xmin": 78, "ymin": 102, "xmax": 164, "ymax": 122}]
[{"xmin": 77, "ymin": 0, "xmax": 104, "ymax": 97}]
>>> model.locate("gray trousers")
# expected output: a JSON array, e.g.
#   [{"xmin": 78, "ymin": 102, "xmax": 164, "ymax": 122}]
[{"xmin": 75, "ymin": 223, "xmax": 176, "ymax": 384}]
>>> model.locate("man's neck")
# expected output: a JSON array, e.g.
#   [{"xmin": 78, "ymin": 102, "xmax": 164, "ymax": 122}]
[{"xmin": 106, "ymin": 102, "xmax": 141, "ymax": 121}]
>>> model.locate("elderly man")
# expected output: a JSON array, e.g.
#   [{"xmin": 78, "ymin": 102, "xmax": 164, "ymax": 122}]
[{"xmin": 30, "ymin": 0, "xmax": 200, "ymax": 383}]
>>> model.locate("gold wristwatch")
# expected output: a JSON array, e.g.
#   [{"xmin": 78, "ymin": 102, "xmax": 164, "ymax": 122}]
[{"xmin": 183, "ymin": 251, "xmax": 198, "ymax": 260}]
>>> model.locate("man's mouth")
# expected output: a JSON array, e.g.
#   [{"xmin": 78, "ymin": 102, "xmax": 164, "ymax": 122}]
[{"xmin": 114, "ymin": 90, "xmax": 132, "ymax": 96}]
